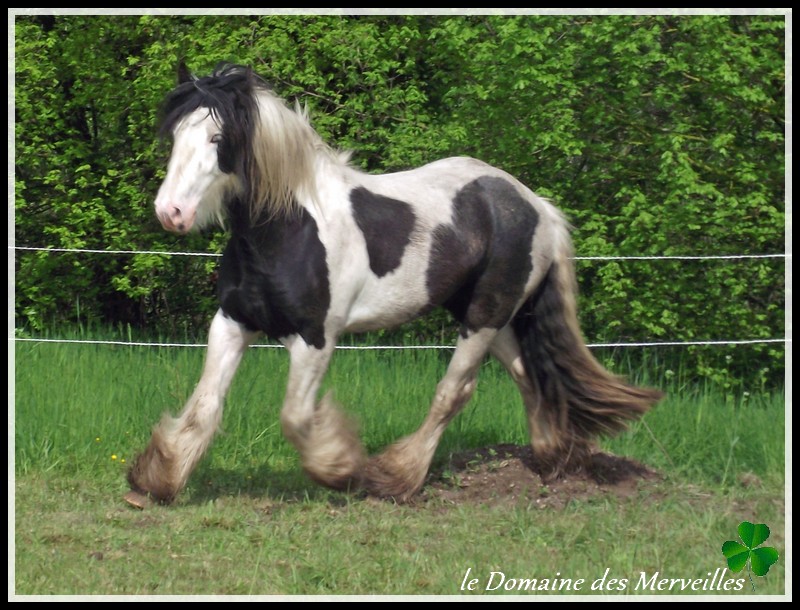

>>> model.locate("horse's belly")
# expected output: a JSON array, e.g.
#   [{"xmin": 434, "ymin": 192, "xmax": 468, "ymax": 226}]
[{"xmin": 343, "ymin": 279, "xmax": 431, "ymax": 334}]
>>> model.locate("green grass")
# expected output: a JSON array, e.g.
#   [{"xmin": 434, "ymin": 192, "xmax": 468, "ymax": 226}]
[{"xmin": 12, "ymin": 339, "xmax": 786, "ymax": 596}]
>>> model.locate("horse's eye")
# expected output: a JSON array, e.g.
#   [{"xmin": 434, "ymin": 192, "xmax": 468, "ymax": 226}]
[{"xmin": 210, "ymin": 133, "xmax": 223, "ymax": 144}]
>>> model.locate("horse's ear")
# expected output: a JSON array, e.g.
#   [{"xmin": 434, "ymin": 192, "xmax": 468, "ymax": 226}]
[{"xmin": 177, "ymin": 61, "xmax": 193, "ymax": 84}]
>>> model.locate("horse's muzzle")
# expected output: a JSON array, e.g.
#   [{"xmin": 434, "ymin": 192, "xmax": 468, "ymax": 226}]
[{"xmin": 156, "ymin": 205, "xmax": 195, "ymax": 234}]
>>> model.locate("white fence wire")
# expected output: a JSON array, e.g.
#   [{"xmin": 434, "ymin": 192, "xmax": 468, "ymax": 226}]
[
  {"xmin": 12, "ymin": 245, "xmax": 790, "ymax": 262},
  {"xmin": 10, "ymin": 337, "xmax": 789, "ymax": 349},
  {"xmin": 11, "ymin": 245, "xmax": 788, "ymax": 350}
]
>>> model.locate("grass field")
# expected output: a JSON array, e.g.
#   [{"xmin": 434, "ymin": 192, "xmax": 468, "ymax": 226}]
[{"xmin": 12, "ymin": 338, "xmax": 787, "ymax": 597}]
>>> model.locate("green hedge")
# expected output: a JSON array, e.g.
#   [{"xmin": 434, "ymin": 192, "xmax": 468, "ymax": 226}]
[{"xmin": 14, "ymin": 15, "xmax": 785, "ymax": 387}]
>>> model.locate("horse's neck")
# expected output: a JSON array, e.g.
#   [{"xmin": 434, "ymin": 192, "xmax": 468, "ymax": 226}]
[
  {"xmin": 228, "ymin": 150, "xmax": 356, "ymax": 238},
  {"xmin": 226, "ymin": 196, "xmax": 311, "ymax": 242}
]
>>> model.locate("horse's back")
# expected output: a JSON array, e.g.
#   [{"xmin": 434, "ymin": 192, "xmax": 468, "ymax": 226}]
[
  {"xmin": 336, "ymin": 156, "xmax": 564, "ymax": 334},
  {"xmin": 359, "ymin": 156, "xmax": 531, "ymax": 204}
]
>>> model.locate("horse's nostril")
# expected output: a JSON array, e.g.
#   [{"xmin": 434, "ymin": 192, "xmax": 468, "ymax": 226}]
[{"xmin": 170, "ymin": 206, "xmax": 183, "ymax": 220}]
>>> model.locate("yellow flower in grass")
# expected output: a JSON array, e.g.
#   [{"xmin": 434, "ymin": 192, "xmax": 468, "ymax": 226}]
[{"xmin": 111, "ymin": 454, "xmax": 117, "ymax": 461}]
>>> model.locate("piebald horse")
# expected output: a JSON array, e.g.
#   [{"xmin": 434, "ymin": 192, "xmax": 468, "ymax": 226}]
[{"xmin": 126, "ymin": 63, "xmax": 662, "ymax": 506}]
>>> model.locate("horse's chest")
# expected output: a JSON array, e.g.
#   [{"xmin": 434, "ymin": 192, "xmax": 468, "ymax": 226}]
[{"xmin": 216, "ymin": 216, "xmax": 331, "ymax": 349}]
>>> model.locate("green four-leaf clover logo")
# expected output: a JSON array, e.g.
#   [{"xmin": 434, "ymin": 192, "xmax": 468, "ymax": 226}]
[{"xmin": 721, "ymin": 521, "xmax": 779, "ymax": 591}]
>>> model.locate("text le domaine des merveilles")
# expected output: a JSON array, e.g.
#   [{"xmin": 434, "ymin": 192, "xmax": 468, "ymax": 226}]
[{"xmin": 460, "ymin": 567, "xmax": 745, "ymax": 593}]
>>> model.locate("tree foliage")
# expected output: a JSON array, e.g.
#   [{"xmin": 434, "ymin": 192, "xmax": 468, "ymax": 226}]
[{"xmin": 13, "ymin": 14, "xmax": 785, "ymax": 386}]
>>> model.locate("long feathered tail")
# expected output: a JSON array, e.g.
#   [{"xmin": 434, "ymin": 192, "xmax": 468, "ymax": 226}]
[{"xmin": 511, "ymin": 222, "xmax": 663, "ymax": 470}]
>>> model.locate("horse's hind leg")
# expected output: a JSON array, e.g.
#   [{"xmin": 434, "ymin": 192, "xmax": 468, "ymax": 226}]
[
  {"xmin": 489, "ymin": 325, "xmax": 588, "ymax": 473},
  {"xmin": 127, "ymin": 309, "xmax": 256, "ymax": 505},
  {"xmin": 363, "ymin": 327, "xmax": 498, "ymax": 501}
]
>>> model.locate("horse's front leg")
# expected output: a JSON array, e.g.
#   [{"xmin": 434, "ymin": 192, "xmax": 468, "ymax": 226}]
[
  {"xmin": 126, "ymin": 309, "xmax": 256, "ymax": 505},
  {"xmin": 280, "ymin": 336, "xmax": 365, "ymax": 490}
]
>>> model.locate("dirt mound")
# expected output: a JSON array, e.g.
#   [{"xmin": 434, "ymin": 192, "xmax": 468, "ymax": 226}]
[{"xmin": 422, "ymin": 444, "xmax": 660, "ymax": 509}]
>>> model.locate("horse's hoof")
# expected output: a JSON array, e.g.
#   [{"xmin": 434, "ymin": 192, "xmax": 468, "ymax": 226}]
[
  {"xmin": 123, "ymin": 490, "xmax": 152, "ymax": 510},
  {"xmin": 362, "ymin": 453, "xmax": 424, "ymax": 503}
]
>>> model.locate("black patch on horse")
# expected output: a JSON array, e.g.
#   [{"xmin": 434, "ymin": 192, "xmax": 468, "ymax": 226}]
[
  {"xmin": 426, "ymin": 176, "xmax": 539, "ymax": 333},
  {"xmin": 218, "ymin": 200, "xmax": 330, "ymax": 349},
  {"xmin": 350, "ymin": 187, "xmax": 416, "ymax": 278}
]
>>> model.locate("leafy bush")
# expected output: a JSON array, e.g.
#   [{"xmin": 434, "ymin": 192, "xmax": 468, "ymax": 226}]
[{"xmin": 14, "ymin": 14, "xmax": 785, "ymax": 386}]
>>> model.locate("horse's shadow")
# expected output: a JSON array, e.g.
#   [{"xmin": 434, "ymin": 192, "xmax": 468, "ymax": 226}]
[
  {"xmin": 182, "ymin": 461, "xmax": 359, "ymax": 507},
  {"xmin": 175, "ymin": 444, "xmax": 657, "ymax": 508}
]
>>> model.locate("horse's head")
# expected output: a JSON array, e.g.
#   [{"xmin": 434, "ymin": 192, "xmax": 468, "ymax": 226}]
[
  {"xmin": 154, "ymin": 63, "xmax": 256, "ymax": 233},
  {"xmin": 154, "ymin": 62, "xmax": 334, "ymax": 233}
]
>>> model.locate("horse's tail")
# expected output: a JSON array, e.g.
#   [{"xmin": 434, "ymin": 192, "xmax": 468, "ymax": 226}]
[{"xmin": 511, "ymin": 220, "xmax": 663, "ymax": 468}]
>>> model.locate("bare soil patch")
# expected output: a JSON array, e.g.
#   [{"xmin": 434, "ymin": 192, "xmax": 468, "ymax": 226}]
[{"xmin": 422, "ymin": 444, "xmax": 661, "ymax": 509}]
